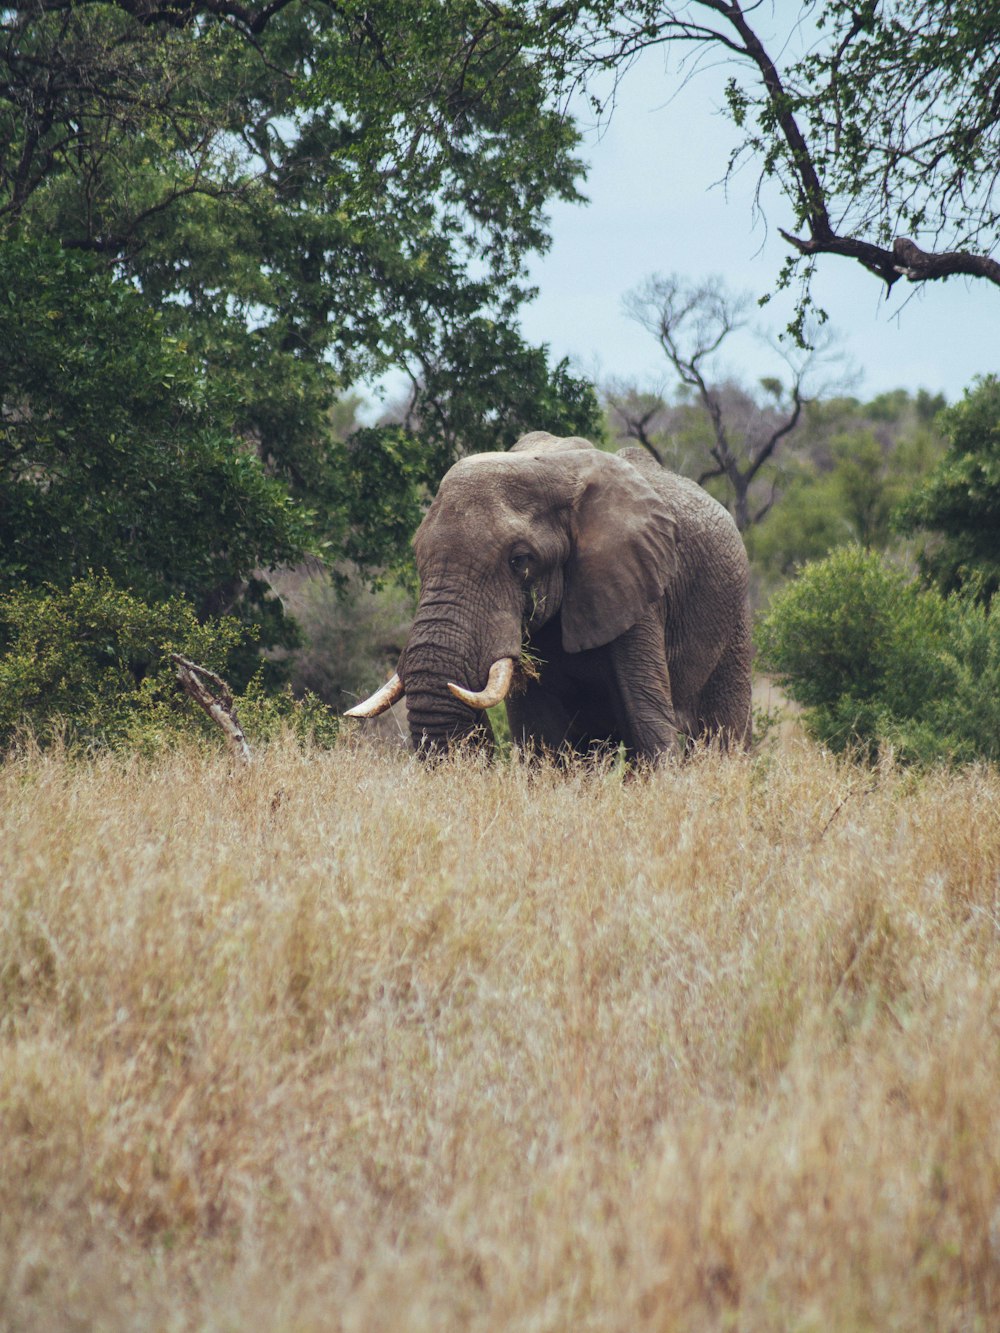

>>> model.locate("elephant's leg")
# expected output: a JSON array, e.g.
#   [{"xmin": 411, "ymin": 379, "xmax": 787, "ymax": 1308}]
[
  {"xmin": 695, "ymin": 621, "xmax": 753, "ymax": 748},
  {"xmin": 505, "ymin": 683, "xmax": 578, "ymax": 757},
  {"xmin": 606, "ymin": 613, "xmax": 683, "ymax": 760}
]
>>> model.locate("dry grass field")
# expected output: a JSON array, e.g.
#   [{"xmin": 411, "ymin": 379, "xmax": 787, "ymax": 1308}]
[{"xmin": 2, "ymin": 730, "xmax": 1000, "ymax": 1331}]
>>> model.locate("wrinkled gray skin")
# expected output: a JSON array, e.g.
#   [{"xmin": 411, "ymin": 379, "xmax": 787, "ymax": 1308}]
[{"xmin": 396, "ymin": 432, "xmax": 752, "ymax": 760}]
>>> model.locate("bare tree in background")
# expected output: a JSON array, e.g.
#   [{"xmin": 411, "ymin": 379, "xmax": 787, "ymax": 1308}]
[{"xmin": 616, "ymin": 274, "xmax": 842, "ymax": 531}]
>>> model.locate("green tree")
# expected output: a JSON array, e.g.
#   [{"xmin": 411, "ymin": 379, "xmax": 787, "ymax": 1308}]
[
  {"xmin": 896, "ymin": 376, "xmax": 1000, "ymax": 599},
  {"xmin": 411, "ymin": 321, "xmax": 605, "ymax": 475},
  {"xmin": 2, "ymin": 0, "xmax": 598, "ymax": 588},
  {"xmin": 0, "ymin": 238, "xmax": 310, "ymax": 660}
]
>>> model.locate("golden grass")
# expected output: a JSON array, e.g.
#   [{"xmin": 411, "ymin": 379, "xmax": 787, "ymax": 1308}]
[{"xmin": 2, "ymin": 733, "xmax": 999, "ymax": 1330}]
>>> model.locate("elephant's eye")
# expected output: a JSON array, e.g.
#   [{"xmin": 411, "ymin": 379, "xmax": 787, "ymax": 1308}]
[{"xmin": 509, "ymin": 552, "xmax": 532, "ymax": 581}]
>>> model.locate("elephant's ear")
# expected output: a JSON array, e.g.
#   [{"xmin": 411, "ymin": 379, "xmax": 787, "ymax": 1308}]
[{"xmin": 561, "ymin": 452, "xmax": 678, "ymax": 653}]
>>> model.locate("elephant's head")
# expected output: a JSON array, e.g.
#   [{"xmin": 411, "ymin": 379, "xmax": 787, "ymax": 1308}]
[{"xmin": 346, "ymin": 433, "xmax": 678, "ymax": 754}]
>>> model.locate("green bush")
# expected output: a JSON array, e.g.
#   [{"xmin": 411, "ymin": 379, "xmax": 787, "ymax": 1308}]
[
  {"xmin": 930, "ymin": 596, "xmax": 1000, "ymax": 764},
  {"xmin": 234, "ymin": 674, "xmax": 340, "ymax": 750},
  {"xmin": 0, "ymin": 575, "xmax": 338, "ymax": 753},
  {"xmin": 756, "ymin": 546, "xmax": 1000, "ymax": 764},
  {"xmin": 895, "ymin": 376, "xmax": 1000, "ymax": 599}
]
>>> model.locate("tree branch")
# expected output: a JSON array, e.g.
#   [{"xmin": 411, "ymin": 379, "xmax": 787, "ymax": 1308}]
[
  {"xmin": 688, "ymin": 4, "xmax": 1000, "ymax": 295},
  {"xmin": 701, "ymin": 0, "xmax": 834, "ymax": 243},
  {"xmin": 780, "ymin": 229, "xmax": 1000, "ymax": 290},
  {"xmin": 605, "ymin": 392, "xmax": 665, "ymax": 465},
  {"xmin": 171, "ymin": 654, "xmax": 252, "ymax": 764},
  {"xmin": 745, "ymin": 383, "xmax": 803, "ymax": 485},
  {"xmin": 623, "ymin": 270, "xmax": 823, "ymax": 530}
]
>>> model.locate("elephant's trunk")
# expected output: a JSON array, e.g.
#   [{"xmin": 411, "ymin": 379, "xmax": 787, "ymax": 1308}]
[
  {"xmin": 403, "ymin": 658, "xmax": 496, "ymax": 756},
  {"xmin": 396, "ymin": 582, "xmax": 522, "ymax": 756}
]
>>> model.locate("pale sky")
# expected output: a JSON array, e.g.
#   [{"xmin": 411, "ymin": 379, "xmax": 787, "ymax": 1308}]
[{"xmin": 519, "ymin": 46, "xmax": 999, "ymax": 406}]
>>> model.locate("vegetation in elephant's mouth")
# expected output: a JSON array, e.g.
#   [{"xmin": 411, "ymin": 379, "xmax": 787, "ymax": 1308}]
[{"xmin": 511, "ymin": 644, "xmax": 545, "ymax": 695}]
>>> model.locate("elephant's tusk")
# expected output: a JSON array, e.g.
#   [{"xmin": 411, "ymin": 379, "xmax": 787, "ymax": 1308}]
[
  {"xmin": 344, "ymin": 673, "xmax": 404, "ymax": 718},
  {"xmin": 448, "ymin": 658, "xmax": 515, "ymax": 710}
]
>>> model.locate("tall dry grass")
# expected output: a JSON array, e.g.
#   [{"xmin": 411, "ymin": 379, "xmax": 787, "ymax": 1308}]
[{"xmin": 1, "ymin": 733, "xmax": 999, "ymax": 1330}]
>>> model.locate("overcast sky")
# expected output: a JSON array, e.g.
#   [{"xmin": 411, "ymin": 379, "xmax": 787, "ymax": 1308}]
[{"xmin": 518, "ymin": 45, "xmax": 999, "ymax": 406}]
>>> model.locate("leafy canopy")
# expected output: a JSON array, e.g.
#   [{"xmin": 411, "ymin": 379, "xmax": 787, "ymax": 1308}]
[
  {"xmin": 0, "ymin": 237, "xmax": 310, "ymax": 617},
  {"xmin": 1, "ymin": 0, "xmax": 601, "ymax": 620},
  {"xmin": 3, "ymin": 0, "xmax": 593, "ymax": 463},
  {"xmin": 536, "ymin": 0, "xmax": 1000, "ymax": 334}
]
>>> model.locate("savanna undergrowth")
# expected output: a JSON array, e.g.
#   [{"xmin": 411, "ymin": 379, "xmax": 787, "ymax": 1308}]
[{"xmin": 2, "ymin": 737, "xmax": 999, "ymax": 1330}]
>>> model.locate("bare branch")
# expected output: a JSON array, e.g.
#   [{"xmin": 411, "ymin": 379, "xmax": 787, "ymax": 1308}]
[
  {"xmin": 171, "ymin": 654, "xmax": 252, "ymax": 764},
  {"xmin": 604, "ymin": 385, "xmax": 666, "ymax": 464},
  {"xmin": 623, "ymin": 271, "xmax": 829, "ymax": 530}
]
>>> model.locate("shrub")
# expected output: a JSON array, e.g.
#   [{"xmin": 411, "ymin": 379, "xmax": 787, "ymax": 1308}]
[
  {"xmin": 754, "ymin": 546, "xmax": 1000, "ymax": 763},
  {"xmin": 930, "ymin": 596, "xmax": 1000, "ymax": 764},
  {"xmin": 0, "ymin": 575, "xmax": 338, "ymax": 753},
  {"xmin": 234, "ymin": 674, "xmax": 340, "ymax": 750}
]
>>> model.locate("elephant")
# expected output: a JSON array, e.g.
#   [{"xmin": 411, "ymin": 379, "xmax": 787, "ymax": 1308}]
[{"xmin": 346, "ymin": 431, "xmax": 752, "ymax": 760}]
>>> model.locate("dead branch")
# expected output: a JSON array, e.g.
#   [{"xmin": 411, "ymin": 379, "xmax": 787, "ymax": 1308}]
[{"xmin": 171, "ymin": 653, "xmax": 252, "ymax": 764}]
